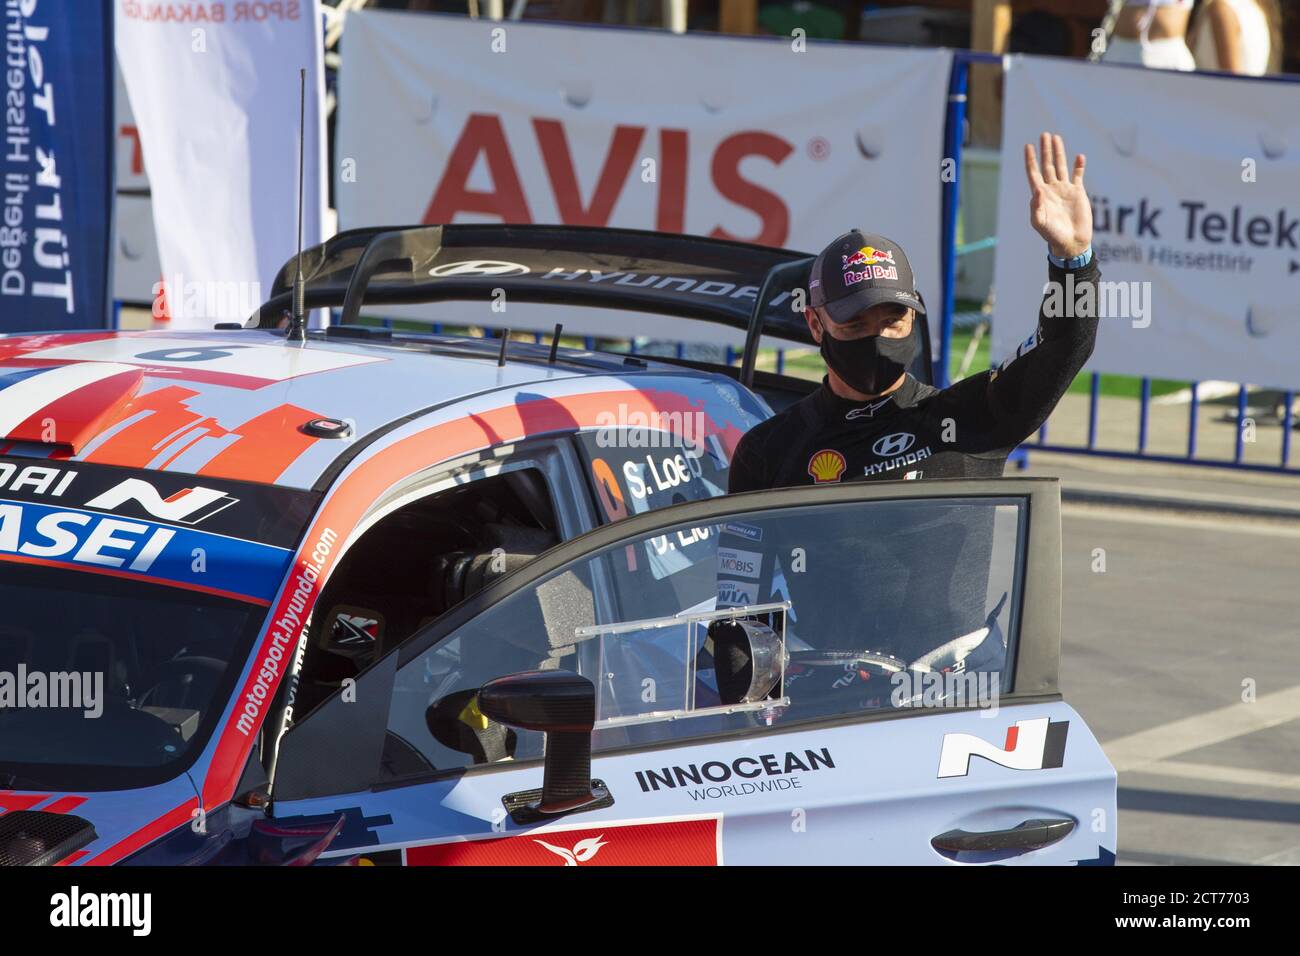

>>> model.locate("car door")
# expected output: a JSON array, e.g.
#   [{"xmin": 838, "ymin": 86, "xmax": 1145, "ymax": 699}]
[{"xmin": 268, "ymin": 478, "xmax": 1116, "ymax": 866}]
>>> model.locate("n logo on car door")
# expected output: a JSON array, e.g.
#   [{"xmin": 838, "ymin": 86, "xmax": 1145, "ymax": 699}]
[{"xmin": 937, "ymin": 717, "xmax": 1069, "ymax": 778}]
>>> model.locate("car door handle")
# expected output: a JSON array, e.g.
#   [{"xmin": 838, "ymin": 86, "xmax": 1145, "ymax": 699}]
[{"xmin": 931, "ymin": 817, "xmax": 1075, "ymax": 853}]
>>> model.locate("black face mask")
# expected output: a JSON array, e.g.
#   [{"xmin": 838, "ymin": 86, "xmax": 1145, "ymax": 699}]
[{"xmin": 819, "ymin": 322, "xmax": 919, "ymax": 395}]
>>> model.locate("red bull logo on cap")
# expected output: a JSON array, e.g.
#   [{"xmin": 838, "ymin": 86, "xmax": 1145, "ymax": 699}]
[{"xmin": 842, "ymin": 246, "xmax": 895, "ymax": 269}]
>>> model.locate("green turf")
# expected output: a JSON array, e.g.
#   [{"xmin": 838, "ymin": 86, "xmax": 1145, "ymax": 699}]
[{"xmin": 946, "ymin": 328, "xmax": 1186, "ymax": 399}]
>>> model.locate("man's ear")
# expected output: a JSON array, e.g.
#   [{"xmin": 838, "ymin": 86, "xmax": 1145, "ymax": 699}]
[{"xmin": 805, "ymin": 307, "xmax": 823, "ymax": 344}]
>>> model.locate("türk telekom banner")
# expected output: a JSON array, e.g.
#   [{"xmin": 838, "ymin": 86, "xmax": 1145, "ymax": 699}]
[
  {"xmin": 993, "ymin": 56, "xmax": 1300, "ymax": 390},
  {"xmin": 115, "ymin": 0, "xmax": 328, "ymax": 328},
  {"xmin": 337, "ymin": 11, "xmax": 951, "ymax": 347},
  {"xmin": 1, "ymin": 2, "xmax": 114, "ymax": 332}
]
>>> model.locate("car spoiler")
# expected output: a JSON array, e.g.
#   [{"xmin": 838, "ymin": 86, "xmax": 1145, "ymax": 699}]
[{"xmin": 249, "ymin": 224, "xmax": 817, "ymax": 388}]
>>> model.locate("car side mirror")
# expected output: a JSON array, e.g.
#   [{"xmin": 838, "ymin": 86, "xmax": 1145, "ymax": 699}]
[{"xmin": 477, "ymin": 670, "xmax": 611, "ymax": 822}]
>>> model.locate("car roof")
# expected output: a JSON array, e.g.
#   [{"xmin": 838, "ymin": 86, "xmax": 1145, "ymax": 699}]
[{"xmin": 0, "ymin": 328, "xmax": 751, "ymax": 492}]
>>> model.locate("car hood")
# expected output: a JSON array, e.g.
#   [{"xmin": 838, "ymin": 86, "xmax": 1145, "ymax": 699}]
[{"xmin": 0, "ymin": 776, "xmax": 200, "ymax": 865}]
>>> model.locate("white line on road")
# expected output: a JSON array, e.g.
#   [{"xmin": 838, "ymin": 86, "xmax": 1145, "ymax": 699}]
[
  {"xmin": 1063, "ymin": 504, "xmax": 1300, "ymax": 538},
  {"xmin": 1102, "ymin": 683, "xmax": 1300, "ymax": 773},
  {"xmin": 1131, "ymin": 759, "xmax": 1300, "ymax": 792}
]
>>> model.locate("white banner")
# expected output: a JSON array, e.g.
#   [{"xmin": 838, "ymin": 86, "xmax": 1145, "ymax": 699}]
[
  {"xmin": 993, "ymin": 55, "xmax": 1300, "ymax": 390},
  {"xmin": 115, "ymin": 0, "xmax": 328, "ymax": 327},
  {"xmin": 113, "ymin": 60, "xmax": 162, "ymax": 307},
  {"xmin": 337, "ymin": 11, "xmax": 951, "ymax": 347}
]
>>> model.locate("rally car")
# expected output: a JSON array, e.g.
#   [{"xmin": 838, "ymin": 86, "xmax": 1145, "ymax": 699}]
[{"xmin": 0, "ymin": 225, "xmax": 1115, "ymax": 865}]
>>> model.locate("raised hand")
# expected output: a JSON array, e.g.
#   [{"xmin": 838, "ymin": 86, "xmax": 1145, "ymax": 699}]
[{"xmin": 1025, "ymin": 132, "xmax": 1092, "ymax": 260}]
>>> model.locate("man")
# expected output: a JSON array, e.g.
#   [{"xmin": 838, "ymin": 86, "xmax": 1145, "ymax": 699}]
[{"xmin": 728, "ymin": 132, "xmax": 1098, "ymax": 493}]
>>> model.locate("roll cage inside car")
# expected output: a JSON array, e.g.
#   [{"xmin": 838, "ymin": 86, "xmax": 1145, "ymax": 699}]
[{"xmin": 242, "ymin": 223, "xmax": 935, "ymax": 392}]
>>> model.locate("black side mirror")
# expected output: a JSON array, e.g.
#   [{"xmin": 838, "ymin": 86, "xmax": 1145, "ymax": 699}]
[{"xmin": 478, "ymin": 670, "xmax": 611, "ymax": 822}]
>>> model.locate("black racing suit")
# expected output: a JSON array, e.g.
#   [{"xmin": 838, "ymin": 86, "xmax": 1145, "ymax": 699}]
[
  {"xmin": 728, "ymin": 257, "xmax": 1100, "ymax": 492},
  {"xmin": 715, "ymin": 257, "xmax": 1099, "ymax": 670}
]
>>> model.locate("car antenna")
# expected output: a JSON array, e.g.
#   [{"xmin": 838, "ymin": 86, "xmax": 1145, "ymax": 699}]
[
  {"xmin": 497, "ymin": 328, "xmax": 510, "ymax": 367},
  {"xmin": 287, "ymin": 67, "xmax": 308, "ymax": 343},
  {"xmin": 548, "ymin": 323, "xmax": 562, "ymax": 364}
]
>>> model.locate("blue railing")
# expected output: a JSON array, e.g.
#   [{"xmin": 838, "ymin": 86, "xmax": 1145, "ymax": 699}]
[{"xmin": 102, "ymin": 50, "xmax": 1299, "ymax": 476}]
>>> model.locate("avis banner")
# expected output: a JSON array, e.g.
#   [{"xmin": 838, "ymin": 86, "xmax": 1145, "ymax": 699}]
[
  {"xmin": 1, "ymin": 1, "xmax": 114, "ymax": 332},
  {"xmin": 993, "ymin": 55, "xmax": 1300, "ymax": 390},
  {"xmin": 114, "ymin": 0, "xmax": 328, "ymax": 328},
  {"xmin": 336, "ymin": 11, "xmax": 951, "ymax": 347}
]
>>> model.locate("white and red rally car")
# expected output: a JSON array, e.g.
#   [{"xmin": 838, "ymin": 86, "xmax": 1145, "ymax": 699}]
[{"xmin": 0, "ymin": 226, "xmax": 1114, "ymax": 866}]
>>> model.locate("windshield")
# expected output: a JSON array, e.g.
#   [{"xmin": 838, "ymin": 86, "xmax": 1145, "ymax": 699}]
[{"xmin": 0, "ymin": 457, "xmax": 317, "ymax": 791}]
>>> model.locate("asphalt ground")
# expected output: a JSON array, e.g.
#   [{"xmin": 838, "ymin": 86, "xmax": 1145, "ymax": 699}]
[{"xmin": 1032, "ymin": 453, "xmax": 1300, "ymax": 866}]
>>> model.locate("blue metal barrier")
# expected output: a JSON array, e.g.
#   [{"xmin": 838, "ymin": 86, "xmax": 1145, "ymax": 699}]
[
  {"xmin": 943, "ymin": 49, "xmax": 1299, "ymax": 476},
  {"xmin": 102, "ymin": 53, "xmax": 1299, "ymax": 479}
]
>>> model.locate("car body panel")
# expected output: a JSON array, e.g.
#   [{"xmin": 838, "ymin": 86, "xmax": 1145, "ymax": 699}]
[
  {"xmin": 0, "ymin": 777, "xmax": 199, "ymax": 866},
  {"xmin": 271, "ymin": 701, "xmax": 1113, "ymax": 866},
  {"xmin": 0, "ymin": 329, "xmax": 739, "ymax": 489},
  {"xmin": 0, "ymin": 328, "xmax": 1117, "ymax": 866},
  {"xmin": 0, "ymin": 328, "xmax": 772, "ymax": 863}
]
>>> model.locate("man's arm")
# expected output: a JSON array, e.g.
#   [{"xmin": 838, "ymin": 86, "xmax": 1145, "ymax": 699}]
[
  {"xmin": 949, "ymin": 132, "xmax": 1098, "ymax": 452},
  {"xmin": 977, "ymin": 254, "xmax": 1100, "ymax": 449}
]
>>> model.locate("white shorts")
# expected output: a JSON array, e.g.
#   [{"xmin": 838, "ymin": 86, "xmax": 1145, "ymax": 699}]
[{"xmin": 1103, "ymin": 35, "xmax": 1195, "ymax": 71}]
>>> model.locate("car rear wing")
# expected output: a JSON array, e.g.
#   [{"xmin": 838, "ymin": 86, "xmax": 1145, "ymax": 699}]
[{"xmin": 249, "ymin": 224, "xmax": 821, "ymax": 388}]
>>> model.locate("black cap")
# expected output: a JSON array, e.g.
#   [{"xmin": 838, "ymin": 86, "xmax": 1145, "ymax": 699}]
[{"xmin": 807, "ymin": 230, "xmax": 925, "ymax": 323}]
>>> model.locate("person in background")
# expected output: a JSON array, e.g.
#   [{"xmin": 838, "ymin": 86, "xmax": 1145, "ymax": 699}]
[
  {"xmin": 1190, "ymin": 0, "xmax": 1283, "ymax": 74},
  {"xmin": 1102, "ymin": 0, "xmax": 1196, "ymax": 70}
]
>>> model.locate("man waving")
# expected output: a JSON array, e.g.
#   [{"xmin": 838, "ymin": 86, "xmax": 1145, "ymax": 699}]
[{"xmin": 729, "ymin": 132, "xmax": 1098, "ymax": 491}]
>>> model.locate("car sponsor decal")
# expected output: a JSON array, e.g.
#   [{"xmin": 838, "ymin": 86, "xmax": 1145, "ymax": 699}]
[
  {"xmin": 0, "ymin": 457, "xmax": 312, "ymax": 548},
  {"xmin": 9, "ymin": 336, "xmax": 385, "ymax": 389},
  {"xmin": 200, "ymin": 387, "xmax": 748, "ymax": 807},
  {"xmin": 0, "ymin": 498, "xmax": 293, "ymax": 605},
  {"xmin": 937, "ymin": 716, "xmax": 1069, "ymax": 778},
  {"xmin": 402, "ymin": 815, "xmax": 721, "ymax": 866},
  {"xmin": 716, "ymin": 579, "xmax": 758, "ymax": 607},
  {"xmin": 85, "ymin": 479, "xmax": 238, "ymax": 525},
  {"xmin": 77, "ymin": 384, "xmax": 325, "ymax": 485},
  {"xmin": 721, "ymin": 520, "xmax": 763, "ymax": 543},
  {"xmin": 716, "ymin": 546, "xmax": 762, "ymax": 580},
  {"xmin": 0, "ymin": 363, "xmax": 144, "ymax": 452},
  {"xmin": 634, "ymin": 748, "xmax": 835, "ymax": 802}
]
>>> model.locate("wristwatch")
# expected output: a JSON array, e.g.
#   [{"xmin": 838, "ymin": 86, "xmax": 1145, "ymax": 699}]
[{"xmin": 1048, "ymin": 245, "xmax": 1093, "ymax": 270}]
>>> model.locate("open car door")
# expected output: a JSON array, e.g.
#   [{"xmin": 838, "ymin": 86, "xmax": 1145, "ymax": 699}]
[{"xmin": 269, "ymin": 478, "xmax": 1115, "ymax": 865}]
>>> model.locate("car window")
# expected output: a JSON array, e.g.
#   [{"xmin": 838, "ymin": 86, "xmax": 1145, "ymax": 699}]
[
  {"xmin": 379, "ymin": 495, "xmax": 1026, "ymax": 779},
  {"xmin": 577, "ymin": 427, "xmax": 731, "ymax": 525}
]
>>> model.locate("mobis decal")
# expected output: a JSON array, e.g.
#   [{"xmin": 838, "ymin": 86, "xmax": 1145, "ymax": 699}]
[{"xmin": 937, "ymin": 717, "xmax": 1069, "ymax": 778}]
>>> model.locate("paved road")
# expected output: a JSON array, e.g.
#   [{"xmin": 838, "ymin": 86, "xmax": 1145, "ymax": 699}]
[{"xmin": 1058, "ymin": 501, "xmax": 1300, "ymax": 865}]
